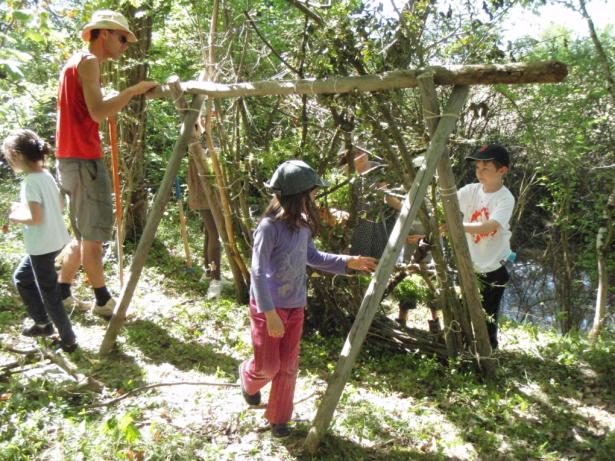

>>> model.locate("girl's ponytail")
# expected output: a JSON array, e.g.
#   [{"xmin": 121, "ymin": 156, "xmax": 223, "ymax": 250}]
[{"xmin": 2, "ymin": 129, "xmax": 49, "ymax": 163}]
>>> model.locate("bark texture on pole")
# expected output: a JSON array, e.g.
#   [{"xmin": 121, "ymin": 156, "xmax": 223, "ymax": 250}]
[
  {"xmin": 418, "ymin": 72, "xmax": 495, "ymax": 374},
  {"xmin": 148, "ymin": 61, "xmax": 567, "ymax": 99},
  {"xmin": 304, "ymin": 85, "xmax": 470, "ymax": 454}
]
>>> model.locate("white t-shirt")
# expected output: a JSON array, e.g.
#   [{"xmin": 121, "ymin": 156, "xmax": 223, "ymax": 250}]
[
  {"xmin": 20, "ymin": 170, "xmax": 71, "ymax": 256},
  {"xmin": 457, "ymin": 183, "xmax": 515, "ymax": 273}
]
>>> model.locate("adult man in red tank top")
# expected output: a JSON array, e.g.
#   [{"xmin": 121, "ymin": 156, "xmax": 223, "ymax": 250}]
[{"xmin": 56, "ymin": 10, "xmax": 157, "ymax": 319}]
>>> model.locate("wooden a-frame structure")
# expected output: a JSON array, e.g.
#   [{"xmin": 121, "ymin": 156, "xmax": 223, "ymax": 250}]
[{"xmin": 98, "ymin": 55, "xmax": 566, "ymax": 452}]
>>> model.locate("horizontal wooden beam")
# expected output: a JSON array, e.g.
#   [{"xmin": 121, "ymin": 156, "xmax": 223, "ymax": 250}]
[{"xmin": 149, "ymin": 61, "xmax": 567, "ymax": 99}]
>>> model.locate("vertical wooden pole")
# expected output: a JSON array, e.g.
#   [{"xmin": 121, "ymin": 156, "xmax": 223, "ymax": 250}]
[
  {"xmin": 417, "ymin": 72, "xmax": 495, "ymax": 375},
  {"xmin": 305, "ymin": 85, "xmax": 469, "ymax": 454}
]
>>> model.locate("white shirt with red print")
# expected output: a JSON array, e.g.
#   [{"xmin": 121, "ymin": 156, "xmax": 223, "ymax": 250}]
[{"xmin": 457, "ymin": 183, "xmax": 515, "ymax": 273}]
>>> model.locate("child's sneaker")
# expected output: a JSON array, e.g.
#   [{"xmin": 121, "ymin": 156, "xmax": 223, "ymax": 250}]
[
  {"xmin": 51, "ymin": 336, "xmax": 78, "ymax": 353},
  {"xmin": 22, "ymin": 322, "xmax": 54, "ymax": 337},
  {"xmin": 63, "ymin": 295, "xmax": 89, "ymax": 313},
  {"xmin": 238, "ymin": 363, "xmax": 261, "ymax": 405},
  {"xmin": 93, "ymin": 298, "xmax": 116, "ymax": 320},
  {"xmin": 271, "ymin": 423, "xmax": 291, "ymax": 438}
]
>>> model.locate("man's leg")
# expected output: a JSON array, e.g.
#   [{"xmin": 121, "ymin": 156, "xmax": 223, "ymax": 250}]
[
  {"xmin": 81, "ymin": 240, "xmax": 105, "ymax": 288},
  {"xmin": 58, "ymin": 239, "xmax": 81, "ymax": 285},
  {"xmin": 81, "ymin": 239, "xmax": 114, "ymax": 319}
]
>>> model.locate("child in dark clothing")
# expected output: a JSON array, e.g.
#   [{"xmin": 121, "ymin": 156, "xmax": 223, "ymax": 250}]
[{"xmin": 3, "ymin": 129, "xmax": 77, "ymax": 352}]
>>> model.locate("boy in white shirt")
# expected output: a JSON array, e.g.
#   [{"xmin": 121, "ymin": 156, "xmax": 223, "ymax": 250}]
[{"xmin": 457, "ymin": 144, "xmax": 515, "ymax": 349}]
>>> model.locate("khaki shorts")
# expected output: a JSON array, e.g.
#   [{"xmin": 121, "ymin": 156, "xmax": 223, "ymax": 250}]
[{"xmin": 57, "ymin": 158, "xmax": 114, "ymax": 242}]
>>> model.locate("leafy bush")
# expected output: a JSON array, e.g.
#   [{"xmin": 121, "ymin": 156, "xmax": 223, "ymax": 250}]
[{"xmin": 392, "ymin": 274, "xmax": 430, "ymax": 305}]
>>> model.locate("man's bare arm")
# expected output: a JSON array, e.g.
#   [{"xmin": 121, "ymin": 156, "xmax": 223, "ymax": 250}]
[{"xmin": 79, "ymin": 56, "xmax": 157, "ymax": 123}]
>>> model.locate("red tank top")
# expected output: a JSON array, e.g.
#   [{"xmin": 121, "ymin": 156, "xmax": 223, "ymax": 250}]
[{"xmin": 56, "ymin": 52, "xmax": 102, "ymax": 159}]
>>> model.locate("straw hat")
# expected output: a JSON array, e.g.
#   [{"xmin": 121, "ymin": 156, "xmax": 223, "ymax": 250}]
[{"xmin": 81, "ymin": 10, "xmax": 137, "ymax": 43}]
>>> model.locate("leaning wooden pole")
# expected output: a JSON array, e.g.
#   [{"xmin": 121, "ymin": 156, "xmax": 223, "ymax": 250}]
[
  {"xmin": 99, "ymin": 94, "xmax": 205, "ymax": 356},
  {"xmin": 166, "ymin": 75, "xmax": 249, "ymax": 299},
  {"xmin": 418, "ymin": 72, "xmax": 494, "ymax": 372},
  {"xmin": 304, "ymin": 85, "xmax": 470, "ymax": 454},
  {"xmin": 149, "ymin": 61, "xmax": 567, "ymax": 99}
]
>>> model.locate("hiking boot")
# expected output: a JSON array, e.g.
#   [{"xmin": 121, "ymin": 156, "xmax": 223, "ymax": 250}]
[
  {"xmin": 271, "ymin": 423, "xmax": 291, "ymax": 438},
  {"xmin": 22, "ymin": 322, "xmax": 54, "ymax": 337},
  {"xmin": 63, "ymin": 295, "xmax": 89, "ymax": 313},
  {"xmin": 93, "ymin": 298, "xmax": 116, "ymax": 320},
  {"xmin": 238, "ymin": 363, "xmax": 261, "ymax": 406},
  {"xmin": 51, "ymin": 336, "xmax": 78, "ymax": 353}
]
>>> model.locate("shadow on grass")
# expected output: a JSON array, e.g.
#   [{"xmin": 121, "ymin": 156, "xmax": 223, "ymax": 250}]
[
  {"xmin": 281, "ymin": 423, "xmax": 447, "ymax": 461},
  {"xmin": 310, "ymin": 339, "xmax": 615, "ymax": 460},
  {"xmin": 124, "ymin": 319, "xmax": 239, "ymax": 376},
  {"xmin": 72, "ymin": 346, "xmax": 147, "ymax": 391},
  {"xmin": 139, "ymin": 239, "xmax": 207, "ymax": 297}
]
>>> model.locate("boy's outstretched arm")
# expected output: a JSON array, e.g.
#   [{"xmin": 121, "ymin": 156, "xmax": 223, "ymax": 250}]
[{"xmin": 462, "ymin": 220, "xmax": 501, "ymax": 234}]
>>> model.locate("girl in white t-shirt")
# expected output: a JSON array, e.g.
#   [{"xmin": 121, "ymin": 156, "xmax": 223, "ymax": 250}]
[{"xmin": 3, "ymin": 129, "xmax": 76, "ymax": 352}]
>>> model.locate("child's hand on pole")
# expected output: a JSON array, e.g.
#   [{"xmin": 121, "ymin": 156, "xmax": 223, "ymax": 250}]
[
  {"xmin": 347, "ymin": 256, "xmax": 378, "ymax": 272},
  {"xmin": 265, "ymin": 310, "xmax": 285, "ymax": 338}
]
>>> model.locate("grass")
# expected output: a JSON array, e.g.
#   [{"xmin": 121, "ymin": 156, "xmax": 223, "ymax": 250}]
[{"xmin": 0, "ymin": 184, "xmax": 613, "ymax": 460}]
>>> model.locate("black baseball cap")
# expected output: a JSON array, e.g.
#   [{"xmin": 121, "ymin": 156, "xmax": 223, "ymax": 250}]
[{"xmin": 465, "ymin": 143, "xmax": 510, "ymax": 167}]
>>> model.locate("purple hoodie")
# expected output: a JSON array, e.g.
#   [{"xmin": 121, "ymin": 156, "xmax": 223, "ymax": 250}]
[{"xmin": 250, "ymin": 217, "xmax": 350, "ymax": 312}]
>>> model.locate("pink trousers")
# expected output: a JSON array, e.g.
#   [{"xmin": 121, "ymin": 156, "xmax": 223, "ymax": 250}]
[{"xmin": 240, "ymin": 300, "xmax": 305, "ymax": 424}]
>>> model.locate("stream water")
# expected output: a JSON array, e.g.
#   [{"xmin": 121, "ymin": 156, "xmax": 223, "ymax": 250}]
[{"xmin": 500, "ymin": 260, "xmax": 603, "ymax": 331}]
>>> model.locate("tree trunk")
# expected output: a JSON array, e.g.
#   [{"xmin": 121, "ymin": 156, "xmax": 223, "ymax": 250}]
[
  {"xmin": 118, "ymin": 5, "xmax": 153, "ymax": 243},
  {"xmin": 578, "ymin": 0, "xmax": 615, "ymax": 106},
  {"xmin": 589, "ymin": 184, "xmax": 614, "ymax": 342}
]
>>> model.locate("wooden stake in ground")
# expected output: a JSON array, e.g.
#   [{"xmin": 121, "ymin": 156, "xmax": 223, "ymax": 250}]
[
  {"xmin": 108, "ymin": 115, "xmax": 124, "ymax": 287},
  {"xmin": 304, "ymin": 85, "xmax": 470, "ymax": 454}
]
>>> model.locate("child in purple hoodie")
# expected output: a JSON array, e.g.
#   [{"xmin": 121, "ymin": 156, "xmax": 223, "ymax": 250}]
[{"xmin": 238, "ymin": 160, "xmax": 376, "ymax": 438}]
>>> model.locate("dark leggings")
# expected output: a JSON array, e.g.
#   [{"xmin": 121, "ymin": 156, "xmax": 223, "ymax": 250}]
[
  {"xmin": 477, "ymin": 265, "xmax": 510, "ymax": 349},
  {"xmin": 200, "ymin": 209, "xmax": 221, "ymax": 280},
  {"xmin": 14, "ymin": 250, "xmax": 76, "ymax": 344}
]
